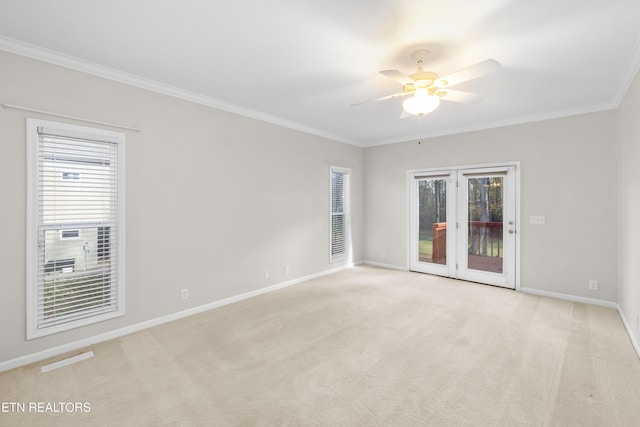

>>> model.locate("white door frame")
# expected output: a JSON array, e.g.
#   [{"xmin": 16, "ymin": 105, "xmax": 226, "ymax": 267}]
[
  {"xmin": 408, "ymin": 170, "xmax": 456, "ymax": 278},
  {"xmin": 407, "ymin": 162, "xmax": 521, "ymax": 290},
  {"xmin": 457, "ymin": 166, "xmax": 516, "ymax": 288}
]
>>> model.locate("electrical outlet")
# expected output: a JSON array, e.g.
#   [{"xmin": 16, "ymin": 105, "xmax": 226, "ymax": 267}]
[
  {"xmin": 588, "ymin": 280, "xmax": 598, "ymax": 290},
  {"xmin": 381, "ymin": 251, "xmax": 386, "ymax": 258},
  {"xmin": 264, "ymin": 270, "xmax": 270, "ymax": 279},
  {"xmin": 180, "ymin": 288, "xmax": 189, "ymax": 300},
  {"xmin": 284, "ymin": 265, "xmax": 290, "ymax": 275}
]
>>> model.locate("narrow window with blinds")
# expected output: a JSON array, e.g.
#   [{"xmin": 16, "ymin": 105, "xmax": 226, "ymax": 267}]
[
  {"xmin": 329, "ymin": 166, "xmax": 351, "ymax": 263},
  {"xmin": 26, "ymin": 119, "xmax": 125, "ymax": 339}
]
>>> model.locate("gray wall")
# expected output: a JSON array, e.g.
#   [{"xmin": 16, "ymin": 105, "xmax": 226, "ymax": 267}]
[
  {"xmin": 0, "ymin": 46, "xmax": 632, "ymax": 366},
  {"xmin": 363, "ymin": 111, "xmax": 618, "ymax": 302},
  {"xmin": 618, "ymin": 68, "xmax": 640, "ymax": 347},
  {"xmin": 0, "ymin": 50, "xmax": 363, "ymax": 363}
]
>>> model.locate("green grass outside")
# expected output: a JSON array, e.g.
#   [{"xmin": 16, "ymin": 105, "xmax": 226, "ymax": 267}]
[
  {"xmin": 43, "ymin": 272, "xmax": 111, "ymax": 318},
  {"xmin": 418, "ymin": 229, "xmax": 434, "ymax": 260}
]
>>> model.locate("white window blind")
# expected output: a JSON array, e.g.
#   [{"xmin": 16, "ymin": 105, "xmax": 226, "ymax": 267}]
[
  {"xmin": 27, "ymin": 119, "xmax": 125, "ymax": 338},
  {"xmin": 330, "ymin": 166, "xmax": 351, "ymax": 262}
]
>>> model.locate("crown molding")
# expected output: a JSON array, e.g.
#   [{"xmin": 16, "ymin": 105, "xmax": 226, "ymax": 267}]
[
  {"xmin": 366, "ymin": 101, "xmax": 618, "ymax": 147},
  {"xmin": 0, "ymin": 36, "xmax": 363, "ymax": 147},
  {"xmin": 1, "ymin": 34, "xmax": 634, "ymax": 149}
]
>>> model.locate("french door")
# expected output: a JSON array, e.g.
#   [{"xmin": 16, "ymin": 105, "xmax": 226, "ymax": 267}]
[{"xmin": 409, "ymin": 165, "xmax": 517, "ymax": 289}]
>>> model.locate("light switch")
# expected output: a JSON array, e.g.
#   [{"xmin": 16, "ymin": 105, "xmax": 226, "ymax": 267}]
[{"xmin": 530, "ymin": 216, "xmax": 546, "ymax": 225}]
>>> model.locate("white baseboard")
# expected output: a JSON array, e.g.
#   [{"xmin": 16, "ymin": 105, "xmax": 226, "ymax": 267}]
[
  {"xmin": 520, "ymin": 287, "xmax": 640, "ymax": 360},
  {"xmin": 618, "ymin": 307, "xmax": 640, "ymax": 360},
  {"xmin": 519, "ymin": 287, "xmax": 618, "ymax": 309},
  {"xmin": 361, "ymin": 260, "xmax": 409, "ymax": 271},
  {"xmin": 0, "ymin": 264, "xmax": 353, "ymax": 373},
  {"xmin": 5, "ymin": 266, "xmax": 637, "ymax": 372}
]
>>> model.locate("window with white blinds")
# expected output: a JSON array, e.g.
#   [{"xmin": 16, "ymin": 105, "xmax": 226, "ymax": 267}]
[
  {"xmin": 27, "ymin": 119, "xmax": 125, "ymax": 338},
  {"xmin": 330, "ymin": 166, "xmax": 351, "ymax": 263}
]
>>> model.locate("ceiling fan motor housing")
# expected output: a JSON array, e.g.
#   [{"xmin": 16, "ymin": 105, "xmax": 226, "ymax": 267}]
[{"xmin": 404, "ymin": 71, "xmax": 439, "ymax": 93}]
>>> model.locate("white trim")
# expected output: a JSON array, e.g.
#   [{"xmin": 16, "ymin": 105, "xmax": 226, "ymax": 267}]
[
  {"xmin": 362, "ymin": 260, "xmax": 410, "ymax": 271},
  {"xmin": 4, "ymin": 264, "xmax": 637, "ymax": 372},
  {"xmin": 329, "ymin": 165, "xmax": 352, "ymax": 263},
  {"xmin": 514, "ymin": 164, "xmax": 521, "ymax": 292},
  {"xmin": 0, "ymin": 36, "xmax": 361, "ymax": 147},
  {"xmin": 0, "ymin": 264, "xmax": 353, "ymax": 373},
  {"xmin": 407, "ymin": 171, "xmax": 455, "ymax": 278},
  {"xmin": 407, "ymin": 161, "xmax": 523, "ymax": 176},
  {"xmin": 2, "ymin": 104, "xmax": 141, "ymax": 132},
  {"xmin": 618, "ymin": 307, "xmax": 640, "ymax": 360},
  {"xmin": 368, "ymin": 103, "xmax": 618, "ymax": 147},
  {"xmin": 406, "ymin": 162, "xmax": 521, "ymax": 290},
  {"xmin": 521, "ymin": 287, "xmax": 640, "ymax": 360},
  {"xmin": 456, "ymin": 166, "xmax": 517, "ymax": 289},
  {"xmin": 2, "ymin": 36, "xmax": 633, "ymax": 149},
  {"xmin": 26, "ymin": 118, "xmax": 126, "ymax": 339},
  {"xmin": 520, "ymin": 287, "xmax": 618, "ymax": 309},
  {"xmin": 324, "ymin": 158, "xmax": 355, "ymax": 167}
]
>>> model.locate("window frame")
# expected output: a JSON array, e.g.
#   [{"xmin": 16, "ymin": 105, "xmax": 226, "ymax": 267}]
[
  {"xmin": 329, "ymin": 165, "xmax": 351, "ymax": 263},
  {"xmin": 26, "ymin": 118, "xmax": 126, "ymax": 339}
]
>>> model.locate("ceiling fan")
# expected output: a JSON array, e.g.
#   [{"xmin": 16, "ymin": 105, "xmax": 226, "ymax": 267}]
[{"xmin": 354, "ymin": 49, "xmax": 501, "ymax": 117}]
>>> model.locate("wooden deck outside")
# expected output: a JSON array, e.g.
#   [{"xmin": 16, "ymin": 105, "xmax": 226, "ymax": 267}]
[
  {"xmin": 421, "ymin": 221, "xmax": 503, "ymax": 274},
  {"xmin": 468, "ymin": 254, "xmax": 503, "ymax": 273}
]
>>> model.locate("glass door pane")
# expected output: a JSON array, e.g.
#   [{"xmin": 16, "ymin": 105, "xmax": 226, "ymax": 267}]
[
  {"xmin": 410, "ymin": 172, "xmax": 453, "ymax": 277},
  {"xmin": 466, "ymin": 176, "xmax": 504, "ymax": 273},
  {"xmin": 457, "ymin": 166, "xmax": 515, "ymax": 288},
  {"xmin": 418, "ymin": 178, "xmax": 447, "ymax": 265},
  {"xmin": 410, "ymin": 165, "xmax": 516, "ymax": 288}
]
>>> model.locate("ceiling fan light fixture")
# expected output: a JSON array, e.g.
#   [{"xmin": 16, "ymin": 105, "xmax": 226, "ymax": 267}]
[{"xmin": 402, "ymin": 89, "xmax": 440, "ymax": 116}]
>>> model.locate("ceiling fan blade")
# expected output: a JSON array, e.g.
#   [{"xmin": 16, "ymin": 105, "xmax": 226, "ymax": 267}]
[
  {"xmin": 437, "ymin": 89, "xmax": 484, "ymax": 103},
  {"xmin": 380, "ymin": 70, "xmax": 415, "ymax": 86},
  {"xmin": 435, "ymin": 59, "xmax": 501, "ymax": 87},
  {"xmin": 350, "ymin": 91, "xmax": 411, "ymax": 107}
]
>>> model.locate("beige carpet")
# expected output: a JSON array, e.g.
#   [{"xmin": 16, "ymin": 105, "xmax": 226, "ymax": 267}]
[{"xmin": 2, "ymin": 266, "xmax": 640, "ymax": 426}]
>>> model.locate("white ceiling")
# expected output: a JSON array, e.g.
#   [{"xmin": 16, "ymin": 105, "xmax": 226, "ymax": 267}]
[{"xmin": 1, "ymin": 0, "xmax": 640, "ymax": 146}]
